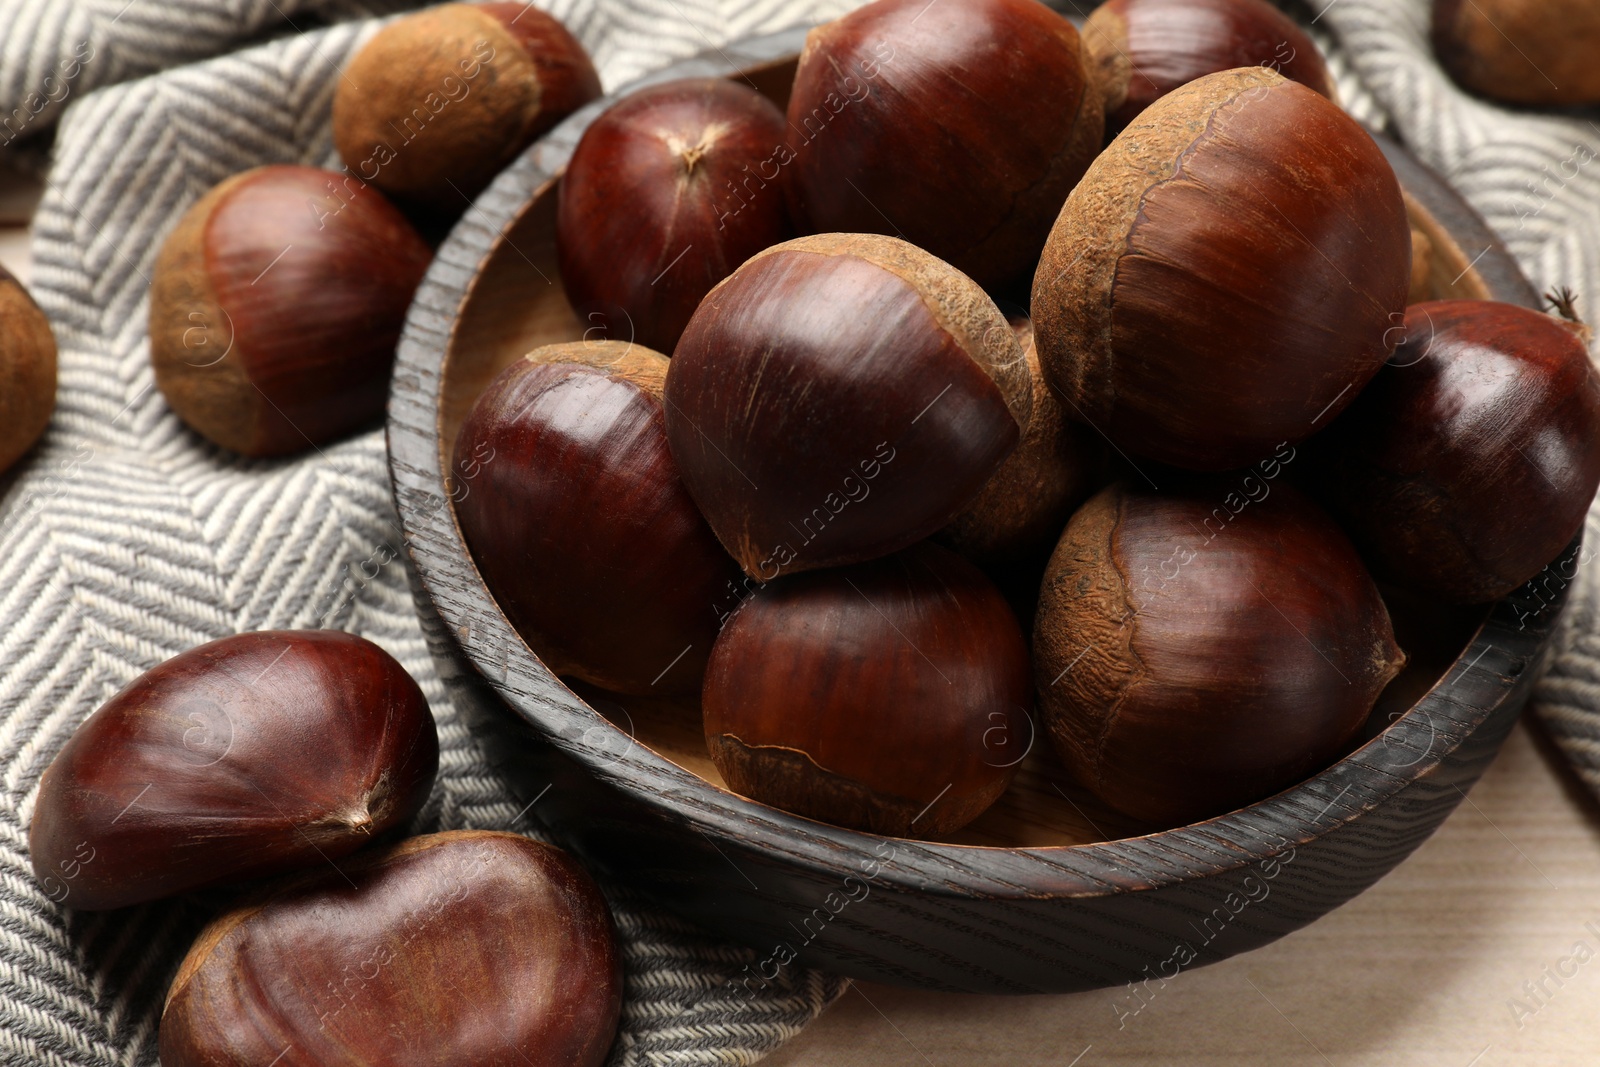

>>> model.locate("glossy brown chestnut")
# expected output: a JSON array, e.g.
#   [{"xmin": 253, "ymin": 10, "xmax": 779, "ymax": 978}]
[
  {"xmin": 0, "ymin": 263, "xmax": 56, "ymax": 473},
  {"xmin": 557, "ymin": 77, "xmax": 793, "ymax": 354},
  {"xmin": 159, "ymin": 830, "xmax": 620, "ymax": 1067},
  {"xmin": 939, "ymin": 317, "xmax": 1097, "ymax": 567},
  {"xmin": 705, "ymin": 542, "xmax": 1031, "ymax": 837},
  {"xmin": 785, "ymin": 0, "xmax": 1103, "ymax": 292},
  {"xmin": 665, "ymin": 232, "xmax": 1030, "ymax": 579},
  {"xmin": 1433, "ymin": 0, "xmax": 1600, "ymax": 106},
  {"xmin": 1083, "ymin": 0, "xmax": 1335, "ymax": 135},
  {"xmin": 454, "ymin": 341, "xmax": 740, "ymax": 694},
  {"xmin": 1035, "ymin": 481, "xmax": 1404, "ymax": 826},
  {"xmin": 1033, "ymin": 68, "xmax": 1411, "ymax": 472},
  {"xmin": 29, "ymin": 630, "xmax": 438, "ymax": 911},
  {"xmin": 1310, "ymin": 300, "xmax": 1600, "ymax": 604},
  {"xmin": 333, "ymin": 3, "xmax": 601, "ymax": 204},
  {"xmin": 149, "ymin": 164, "xmax": 432, "ymax": 456}
]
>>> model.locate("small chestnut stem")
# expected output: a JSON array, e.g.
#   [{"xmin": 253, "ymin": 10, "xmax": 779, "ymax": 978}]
[{"xmin": 1546, "ymin": 287, "xmax": 1593, "ymax": 347}]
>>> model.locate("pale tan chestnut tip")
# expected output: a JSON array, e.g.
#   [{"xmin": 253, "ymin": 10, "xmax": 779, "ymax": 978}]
[
  {"xmin": 735, "ymin": 232, "xmax": 1033, "ymax": 436},
  {"xmin": 524, "ymin": 340, "xmax": 672, "ymax": 399}
]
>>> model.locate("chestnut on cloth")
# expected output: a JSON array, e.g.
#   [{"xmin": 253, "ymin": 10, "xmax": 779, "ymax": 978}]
[{"xmin": 1, "ymin": 1, "xmax": 1599, "ymax": 1065}]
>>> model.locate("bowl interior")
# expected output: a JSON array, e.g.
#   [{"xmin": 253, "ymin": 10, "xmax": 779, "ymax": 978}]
[{"xmin": 430, "ymin": 57, "xmax": 1514, "ymax": 849}]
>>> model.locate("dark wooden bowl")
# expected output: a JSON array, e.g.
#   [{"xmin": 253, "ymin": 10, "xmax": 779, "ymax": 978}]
[{"xmin": 388, "ymin": 26, "xmax": 1573, "ymax": 994}]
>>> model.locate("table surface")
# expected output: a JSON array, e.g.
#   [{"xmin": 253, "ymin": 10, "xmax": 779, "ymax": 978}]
[{"xmin": 4, "ymin": 169, "xmax": 1600, "ymax": 1067}]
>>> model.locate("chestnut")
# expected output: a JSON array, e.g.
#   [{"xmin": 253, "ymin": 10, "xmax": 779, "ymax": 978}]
[
  {"xmin": 704, "ymin": 542, "xmax": 1030, "ymax": 837},
  {"xmin": 29, "ymin": 630, "xmax": 438, "ymax": 911},
  {"xmin": 1032, "ymin": 67, "xmax": 1411, "ymax": 472},
  {"xmin": 333, "ymin": 3, "xmax": 601, "ymax": 205},
  {"xmin": 1309, "ymin": 300, "xmax": 1600, "ymax": 604},
  {"xmin": 1083, "ymin": 0, "xmax": 1335, "ymax": 135},
  {"xmin": 0, "ymin": 263, "xmax": 56, "ymax": 473},
  {"xmin": 1035, "ymin": 481, "xmax": 1404, "ymax": 827},
  {"xmin": 939, "ymin": 316, "xmax": 1097, "ymax": 567},
  {"xmin": 149, "ymin": 164, "xmax": 432, "ymax": 456},
  {"xmin": 454, "ymin": 341, "xmax": 741, "ymax": 695},
  {"xmin": 1433, "ymin": 0, "xmax": 1600, "ymax": 106},
  {"xmin": 665, "ymin": 232, "xmax": 1030, "ymax": 579},
  {"xmin": 557, "ymin": 77, "xmax": 793, "ymax": 354},
  {"xmin": 159, "ymin": 830, "xmax": 620, "ymax": 1067},
  {"xmin": 785, "ymin": 0, "xmax": 1103, "ymax": 292}
]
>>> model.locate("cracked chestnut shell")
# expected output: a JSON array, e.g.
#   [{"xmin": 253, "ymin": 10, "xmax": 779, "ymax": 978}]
[
  {"xmin": 159, "ymin": 830, "xmax": 620, "ymax": 1067},
  {"xmin": 29, "ymin": 630, "xmax": 438, "ymax": 911},
  {"xmin": 149, "ymin": 164, "xmax": 432, "ymax": 456},
  {"xmin": 1434, "ymin": 0, "xmax": 1600, "ymax": 106},
  {"xmin": 557, "ymin": 77, "xmax": 793, "ymax": 354},
  {"xmin": 454, "ymin": 341, "xmax": 741, "ymax": 694},
  {"xmin": 1083, "ymin": 0, "xmax": 1335, "ymax": 135},
  {"xmin": 1310, "ymin": 300, "xmax": 1600, "ymax": 604},
  {"xmin": 334, "ymin": 3, "xmax": 601, "ymax": 204},
  {"xmin": 1035, "ymin": 481, "xmax": 1404, "ymax": 827},
  {"xmin": 1033, "ymin": 67, "xmax": 1410, "ymax": 471},
  {"xmin": 785, "ymin": 0, "xmax": 1103, "ymax": 292},
  {"xmin": 664, "ymin": 232, "xmax": 1031, "ymax": 579},
  {"xmin": 704, "ymin": 542, "xmax": 1031, "ymax": 837},
  {"xmin": 0, "ymin": 263, "xmax": 56, "ymax": 473}
]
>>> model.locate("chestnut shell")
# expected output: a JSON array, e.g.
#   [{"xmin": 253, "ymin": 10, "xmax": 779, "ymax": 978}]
[
  {"xmin": 1309, "ymin": 300, "xmax": 1600, "ymax": 604},
  {"xmin": 0, "ymin": 263, "xmax": 57, "ymax": 473},
  {"xmin": 785, "ymin": 0, "xmax": 1103, "ymax": 292},
  {"xmin": 557, "ymin": 77, "xmax": 793, "ymax": 353},
  {"xmin": 1034, "ymin": 481, "xmax": 1404, "ymax": 827},
  {"xmin": 664, "ymin": 232, "xmax": 1030, "ymax": 578},
  {"xmin": 1032, "ymin": 68, "xmax": 1411, "ymax": 472},
  {"xmin": 704, "ymin": 542, "xmax": 1031, "ymax": 837},
  {"xmin": 29, "ymin": 630, "xmax": 438, "ymax": 910},
  {"xmin": 1083, "ymin": 0, "xmax": 1335, "ymax": 134},
  {"xmin": 453, "ymin": 341, "xmax": 740, "ymax": 694},
  {"xmin": 149, "ymin": 164, "xmax": 433, "ymax": 456},
  {"xmin": 159, "ymin": 830, "xmax": 621, "ymax": 1067},
  {"xmin": 1433, "ymin": 0, "xmax": 1600, "ymax": 106}
]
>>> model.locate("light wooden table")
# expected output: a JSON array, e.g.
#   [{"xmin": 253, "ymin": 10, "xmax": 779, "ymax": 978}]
[{"xmin": 5, "ymin": 167, "xmax": 1599, "ymax": 1067}]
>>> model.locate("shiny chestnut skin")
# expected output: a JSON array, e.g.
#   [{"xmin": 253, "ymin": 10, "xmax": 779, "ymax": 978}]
[
  {"xmin": 705, "ymin": 542, "xmax": 1031, "ymax": 837},
  {"xmin": 558, "ymin": 78, "xmax": 793, "ymax": 354},
  {"xmin": 0, "ymin": 263, "xmax": 56, "ymax": 472},
  {"xmin": 149, "ymin": 164, "xmax": 432, "ymax": 456},
  {"xmin": 334, "ymin": 3, "xmax": 601, "ymax": 205},
  {"xmin": 665, "ymin": 232, "xmax": 1030, "ymax": 578},
  {"xmin": 939, "ymin": 317, "xmax": 1097, "ymax": 567},
  {"xmin": 1434, "ymin": 0, "xmax": 1600, "ymax": 106},
  {"xmin": 29, "ymin": 630, "xmax": 438, "ymax": 911},
  {"xmin": 1083, "ymin": 0, "xmax": 1335, "ymax": 135},
  {"xmin": 1310, "ymin": 300, "xmax": 1600, "ymax": 604},
  {"xmin": 160, "ymin": 831, "xmax": 620, "ymax": 1067},
  {"xmin": 454, "ymin": 341, "xmax": 740, "ymax": 695},
  {"xmin": 786, "ymin": 0, "xmax": 1103, "ymax": 292},
  {"xmin": 1033, "ymin": 68, "xmax": 1410, "ymax": 472},
  {"xmin": 1035, "ymin": 481, "xmax": 1404, "ymax": 827}
]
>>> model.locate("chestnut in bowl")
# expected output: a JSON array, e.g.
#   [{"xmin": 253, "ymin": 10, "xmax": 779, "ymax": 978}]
[
  {"xmin": 786, "ymin": 0, "xmax": 1103, "ymax": 292},
  {"xmin": 391, "ymin": 26, "xmax": 1566, "ymax": 995},
  {"xmin": 454, "ymin": 341, "xmax": 741, "ymax": 695},
  {"xmin": 1083, "ymin": 0, "xmax": 1335, "ymax": 135},
  {"xmin": 333, "ymin": 3, "xmax": 601, "ymax": 205},
  {"xmin": 149, "ymin": 164, "xmax": 432, "ymax": 456},
  {"xmin": 1433, "ymin": 0, "xmax": 1600, "ymax": 107},
  {"xmin": 1310, "ymin": 300, "xmax": 1600, "ymax": 604},
  {"xmin": 29, "ymin": 630, "xmax": 438, "ymax": 911},
  {"xmin": 1033, "ymin": 67, "xmax": 1411, "ymax": 471},
  {"xmin": 664, "ymin": 232, "xmax": 1030, "ymax": 578},
  {"xmin": 705, "ymin": 542, "xmax": 1031, "ymax": 837},
  {"xmin": 1035, "ymin": 481, "xmax": 1405, "ymax": 826},
  {"xmin": 0, "ymin": 263, "xmax": 56, "ymax": 473},
  {"xmin": 160, "ymin": 831, "xmax": 620, "ymax": 1067},
  {"xmin": 557, "ymin": 77, "xmax": 793, "ymax": 354}
]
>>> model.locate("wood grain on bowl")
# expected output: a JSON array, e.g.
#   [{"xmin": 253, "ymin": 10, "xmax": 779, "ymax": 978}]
[{"xmin": 388, "ymin": 26, "xmax": 1568, "ymax": 994}]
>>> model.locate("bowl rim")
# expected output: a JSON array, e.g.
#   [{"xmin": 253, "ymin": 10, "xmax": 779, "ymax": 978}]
[{"xmin": 387, "ymin": 24, "xmax": 1572, "ymax": 903}]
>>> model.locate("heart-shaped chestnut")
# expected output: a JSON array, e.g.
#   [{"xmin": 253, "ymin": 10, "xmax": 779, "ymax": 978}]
[{"xmin": 29, "ymin": 630, "xmax": 438, "ymax": 910}]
